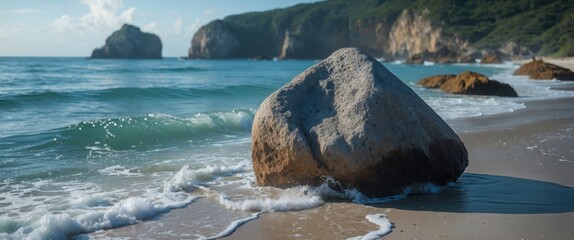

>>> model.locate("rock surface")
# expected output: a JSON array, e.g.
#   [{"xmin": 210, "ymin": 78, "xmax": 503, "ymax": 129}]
[
  {"xmin": 479, "ymin": 54, "xmax": 502, "ymax": 64},
  {"xmin": 419, "ymin": 71, "xmax": 518, "ymax": 97},
  {"xmin": 91, "ymin": 24, "xmax": 162, "ymax": 59},
  {"xmin": 188, "ymin": 20, "xmax": 240, "ymax": 59},
  {"xmin": 418, "ymin": 74, "xmax": 457, "ymax": 88},
  {"xmin": 513, "ymin": 60, "xmax": 574, "ymax": 80},
  {"xmin": 189, "ymin": 8, "xmax": 466, "ymax": 60},
  {"xmin": 252, "ymin": 48, "xmax": 468, "ymax": 197}
]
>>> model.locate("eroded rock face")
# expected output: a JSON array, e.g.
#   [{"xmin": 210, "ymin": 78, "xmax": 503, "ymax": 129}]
[
  {"xmin": 419, "ymin": 71, "xmax": 518, "ymax": 97},
  {"xmin": 188, "ymin": 20, "xmax": 240, "ymax": 59},
  {"xmin": 91, "ymin": 24, "xmax": 162, "ymax": 59},
  {"xmin": 388, "ymin": 9, "xmax": 467, "ymax": 59},
  {"xmin": 252, "ymin": 48, "xmax": 468, "ymax": 197},
  {"xmin": 514, "ymin": 60, "xmax": 574, "ymax": 80},
  {"xmin": 418, "ymin": 74, "xmax": 457, "ymax": 88}
]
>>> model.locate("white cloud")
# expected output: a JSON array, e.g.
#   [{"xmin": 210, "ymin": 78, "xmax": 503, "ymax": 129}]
[
  {"xmin": 203, "ymin": 9, "xmax": 216, "ymax": 16},
  {"xmin": 10, "ymin": 9, "xmax": 42, "ymax": 14},
  {"xmin": 190, "ymin": 18, "xmax": 202, "ymax": 32},
  {"xmin": 0, "ymin": 28, "xmax": 23, "ymax": 40},
  {"xmin": 51, "ymin": 0, "xmax": 135, "ymax": 32},
  {"xmin": 172, "ymin": 17, "xmax": 183, "ymax": 36},
  {"xmin": 142, "ymin": 17, "xmax": 185, "ymax": 37},
  {"xmin": 142, "ymin": 22, "xmax": 160, "ymax": 34}
]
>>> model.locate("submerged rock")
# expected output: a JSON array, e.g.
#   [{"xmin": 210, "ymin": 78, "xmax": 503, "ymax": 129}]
[
  {"xmin": 252, "ymin": 48, "xmax": 468, "ymax": 197},
  {"xmin": 419, "ymin": 71, "xmax": 518, "ymax": 97},
  {"xmin": 91, "ymin": 24, "xmax": 162, "ymax": 59},
  {"xmin": 513, "ymin": 60, "xmax": 574, "ymax": 80}
]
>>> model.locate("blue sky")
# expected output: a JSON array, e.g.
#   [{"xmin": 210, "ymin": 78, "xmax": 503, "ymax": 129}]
[{"xmin": 0, "ymin": 0, "xmax": 317, "ymax": 57}]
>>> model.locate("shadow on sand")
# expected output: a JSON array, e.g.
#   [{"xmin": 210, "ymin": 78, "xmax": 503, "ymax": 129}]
[{"xmin": 373, "ymin": 173, "xmax": 574, "ymax": 214}]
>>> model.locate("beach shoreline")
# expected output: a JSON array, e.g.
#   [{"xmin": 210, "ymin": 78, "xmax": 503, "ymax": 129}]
[
  {"xmin": 224, "ymin": 96, "xmax": 574, "ymax": 240},
  {"xmin": 87, "ymin": 87, "xmax": 574, "ymax": 239}
]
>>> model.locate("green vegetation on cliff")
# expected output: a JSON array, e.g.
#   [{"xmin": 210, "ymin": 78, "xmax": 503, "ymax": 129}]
[
  {"xmin": 416, "ymin": 0, "xmax": 574, "ymax": 57},
  {"xmin": 220, "ymin": 0, "xmax": 574, "ymax": 57}
]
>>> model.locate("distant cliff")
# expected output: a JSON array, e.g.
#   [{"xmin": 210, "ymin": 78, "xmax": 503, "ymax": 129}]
[
  {"xmin": 91, "ymin": 24, "xmax": 162, "ymax": 59},
  {"xmin": 188, "ymin": 0, "xmax": 574, "ymax": 60}
]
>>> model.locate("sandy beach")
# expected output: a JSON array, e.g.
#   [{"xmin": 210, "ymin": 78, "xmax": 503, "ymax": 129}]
[
  {"xmin": 86, "ymin": 58, "xmax": 574, "ymax": 240},
  {"xmin": 87, "ymin": 83, "xmax": 574, "ymax": 239},
  {"xmin": 225, "ymin": 96, "xmax": 574, "ymax": 240}
]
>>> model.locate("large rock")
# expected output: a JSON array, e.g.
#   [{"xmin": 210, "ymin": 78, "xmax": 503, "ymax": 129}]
[
  {"xmin": 252, "ymin": 48, "xmax": 468, "ymax": 197},
  {"xmin": 91, "ymin": 24, "xmax": 162, "ymax": 59},
  {"xmin": 513, "ymin": 60, "xmax": 574, "ymax": 80},
  {"xmin": 418, "ymin": 74, "xmax": 457, "ymax": 88},
  {"xmin": 419, "ymin": 71, "xmax": 518, "ymax": 97}
]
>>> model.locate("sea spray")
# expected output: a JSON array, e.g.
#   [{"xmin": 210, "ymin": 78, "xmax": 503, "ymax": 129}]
[{"xmin": 163, "ymin": 163, "xmax": 248, "ymax": 192}]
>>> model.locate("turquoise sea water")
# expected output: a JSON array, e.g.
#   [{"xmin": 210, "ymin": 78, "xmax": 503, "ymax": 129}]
[{"xmin": 1, "ymin": 57, "xmax": 573, "ymax": 239}]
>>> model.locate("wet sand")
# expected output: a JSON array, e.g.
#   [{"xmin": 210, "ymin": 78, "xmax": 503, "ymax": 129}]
[
  {"xmin": 226, "ymin": 97, "xmax": 574, "ymax": 240},
  {"xmin": 86, "ymin": 96, "xmax": 574, "ymax": 239}
]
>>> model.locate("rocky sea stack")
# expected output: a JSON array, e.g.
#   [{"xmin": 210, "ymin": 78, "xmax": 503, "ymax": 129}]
[
  {"xmin": 251, "ymin": 48, "xmax": 468, "ymax": 197},
  {"xmin": 418, "ymin": 71, "xmax": 518, "ymax": 97},
  {"xmin": 91, "ymin": 24, "xmax": 162, "ymax": 59},
  {"xmin": 513, "ymin": 60, "xmax": 574, "ymax": 80}
]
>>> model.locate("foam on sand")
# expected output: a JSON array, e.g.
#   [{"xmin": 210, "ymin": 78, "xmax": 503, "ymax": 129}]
[
  {"xmin": 205, "ymin": 212, "xmax": 261, "ymax": 239},
  {"xmin": 347, "ymin": 214, "xmax": 393, "ymax": 240}
]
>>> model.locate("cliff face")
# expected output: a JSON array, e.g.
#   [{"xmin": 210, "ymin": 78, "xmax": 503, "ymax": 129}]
[
  {"xmin": 188, "ymin": 0, "xmax": 574, "ymax": 59},
  {"xmin": 188, "ymin": 20, "xmax": 240, "ymax": 59},
  {"xmin": 387, "ymin": 9, "xmax": 467, "ymax": 59},
  {"xmin": 189, "ymin": 8, "xmax": 463, "ymax": 60},
  {"xmin": 91, "ymin": 24, "xmax": 162, "ymax": 59}
]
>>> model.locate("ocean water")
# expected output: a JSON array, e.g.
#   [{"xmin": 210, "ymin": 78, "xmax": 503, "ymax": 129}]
[{"xmin": 1, "ymin": 57, "xmax": 573, "ymax": 239}]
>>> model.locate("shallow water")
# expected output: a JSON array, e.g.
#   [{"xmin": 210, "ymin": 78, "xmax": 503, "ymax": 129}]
[{"xmin": 1, "ymin": 57, "xmax": 573, "ymax": 239}]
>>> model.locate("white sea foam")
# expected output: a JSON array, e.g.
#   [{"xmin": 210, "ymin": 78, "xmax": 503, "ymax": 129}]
[
  {"xmin": 98, "ymin": 165, "xmax": 142, "ymax": 177},
  {"xmin": 490, "ymin": 72, "xmax": 574, "ymax": 99},
  {"xmin": 205, "ymin": 212, "xmax": 260, "ymax": 239},
  {"xmin": 347, "ymin": 214, "xmax": 393, "ymax": 240},
  {"xmin": 426, "ymin": 95, "xmax": 526, "ymax": 120},
  {"xmin": 14, "ymin": 194, "xmax": 198, "ymax": 240},
  {"xmin": 163, "ymin": 163, "xmax": 248, "ymax": 192},
  {"xmin": 217, "ymin": 187, "xmax": 324, "ymax": 212}
]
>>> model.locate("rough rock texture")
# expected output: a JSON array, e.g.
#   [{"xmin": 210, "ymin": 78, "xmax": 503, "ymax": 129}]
[
  {"xmin": 188, "ymin": 20, "xmax": 240, "ymax": 59},
  {"xmin": 189, "ymin": 8, "xmax": 466, "ymax": 60},
  {"xmin": 91, "ymin": 24, "xmax": 162, "ymax": 59},
  {"xmin": 421, "ymin": 71, "xmax": 518, "ymax": 97},
  {"xmin": 479, "ymin": 54, "xmax": 502, "ymax": 64},
  {"xmin": 418, "ymin": 74, "xmax": 457, "ymax": 88},
  {"xmin": 252, "ymin": 48, "xmax": 468, "ymax": 197},
  {"xmin": 388, "ymin": 9, "xmax": 467, "ymax": 59},
  {"xmin": 513, "ymin": 60, "xmax": 574, "ymax": 80}
]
